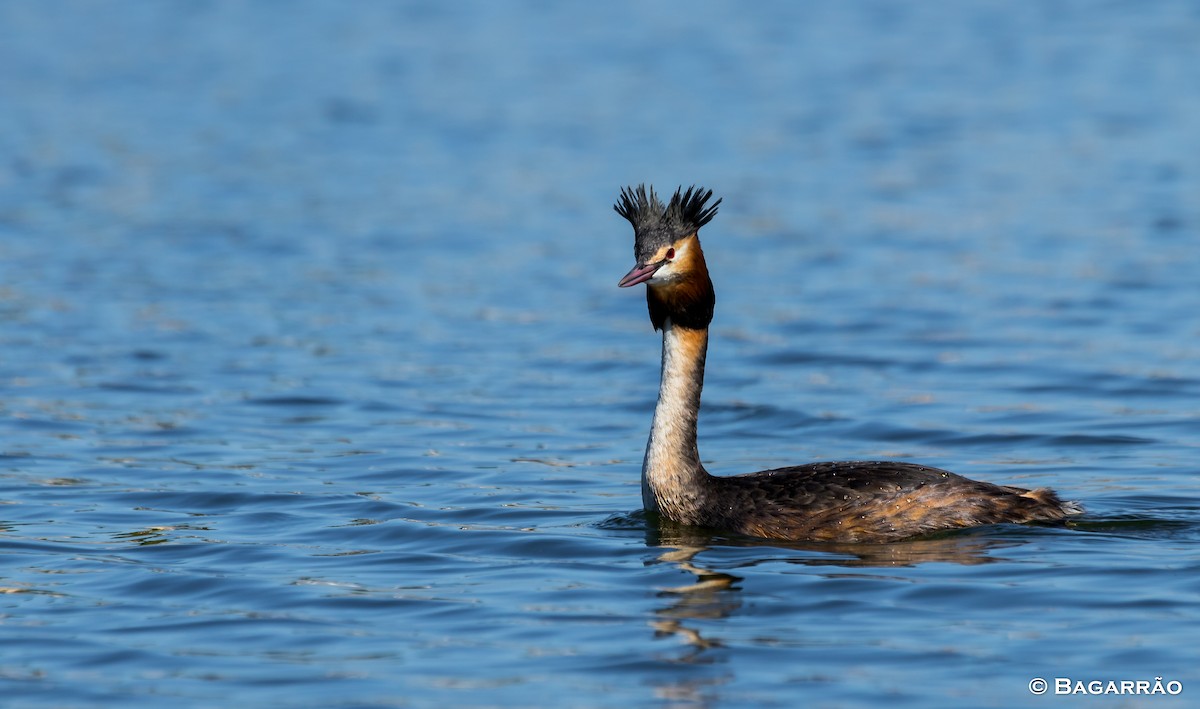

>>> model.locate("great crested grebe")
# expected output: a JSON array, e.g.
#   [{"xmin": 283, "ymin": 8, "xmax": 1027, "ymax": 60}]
[{"xmin": 615, "ymin": 184, "xmax": 1081, "ymax": 543}]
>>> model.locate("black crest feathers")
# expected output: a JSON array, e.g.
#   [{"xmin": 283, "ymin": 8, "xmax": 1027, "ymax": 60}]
[{"xmin": 614, "ymin": 184, "xmax": 721, "ymax": 261}]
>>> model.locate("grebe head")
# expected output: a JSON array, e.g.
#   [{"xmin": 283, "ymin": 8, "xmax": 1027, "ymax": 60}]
[{"xmin": 614, "ymin": 184, "xmax": 721, "ymax": 331}]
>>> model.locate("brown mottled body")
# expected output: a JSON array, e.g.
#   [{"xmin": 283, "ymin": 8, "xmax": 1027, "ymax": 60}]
[
  {"xmin": 615, "ymin": 185, "xmax": 1081, "ymax": 543},
  {"xmin": 688, "ymin": 462, "xmax": 1076, "ymax": 543}
]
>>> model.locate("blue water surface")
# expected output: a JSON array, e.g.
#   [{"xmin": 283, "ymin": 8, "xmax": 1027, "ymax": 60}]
[{"xmin": 1, "ymin": 1, "xmax": 1198, "ymax": 707}]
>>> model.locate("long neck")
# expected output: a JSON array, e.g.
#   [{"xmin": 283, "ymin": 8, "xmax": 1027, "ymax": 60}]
[{"xmin": 641, "ymin": 319, "xmax": 711, "ymax": 518}]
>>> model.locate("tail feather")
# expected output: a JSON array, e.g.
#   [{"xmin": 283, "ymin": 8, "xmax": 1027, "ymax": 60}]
[{"xmin": 1019, "ymin": 487, "xmax": 1084, "ymax": 519}]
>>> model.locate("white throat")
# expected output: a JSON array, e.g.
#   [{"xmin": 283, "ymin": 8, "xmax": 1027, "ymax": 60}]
[{"xmin": 640, "ymin": 319, "xmax": 708, "ymax": 513}]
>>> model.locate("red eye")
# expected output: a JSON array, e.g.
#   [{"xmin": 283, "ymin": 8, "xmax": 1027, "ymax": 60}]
[{"xmin": 666, "ymin": 248, "xmax": 675, "ymax": 260}]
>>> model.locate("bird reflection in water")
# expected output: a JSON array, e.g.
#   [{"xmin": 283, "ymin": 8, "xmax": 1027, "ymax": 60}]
[
  {"xmin": 651, "ymin": 544, "xmax": 739, "ymax": 654},
  {"xmin": 601, "ymin": 513, "xmax": 1031, "ymax": 706},
  {"xmin": 644, "ymin": 521, "xmax": 1020, "ymax": 656}
]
